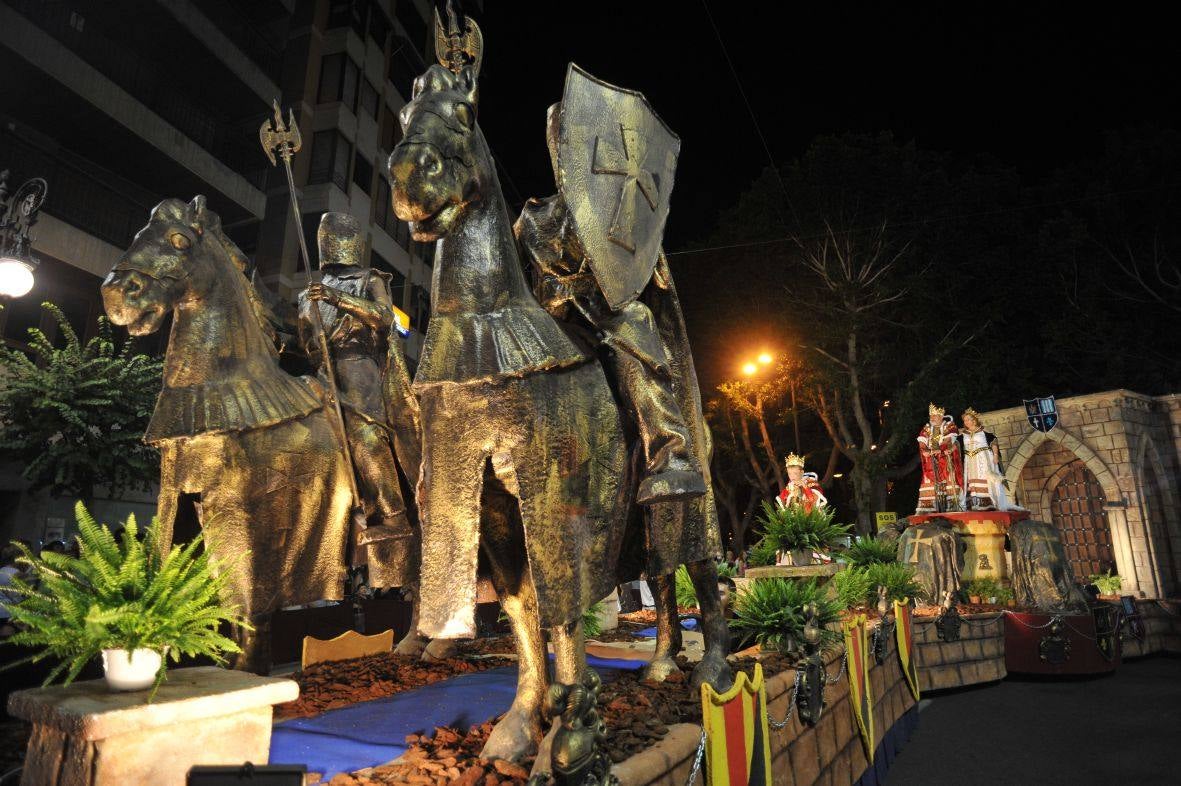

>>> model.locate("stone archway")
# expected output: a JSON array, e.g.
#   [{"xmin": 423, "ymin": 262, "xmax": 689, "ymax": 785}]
[
  {"xmin": 1005, "ymin": 426, "xmax": 1139, "ymax": 592},
  {"xmin": 1133, "ymin": 435, "xmax": 1181, "ymax": 596}
]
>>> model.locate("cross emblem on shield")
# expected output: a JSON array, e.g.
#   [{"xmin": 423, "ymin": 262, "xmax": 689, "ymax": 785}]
[
  {"xmin": 556, "ymin": 63, "xmax": 680, "ymax": 311},
  {"xmin": 1024, "ymin": 396, "xmax": 1059, "ymax": 433},
  {"xmin": 592, "ymin": 125, "xmax": 659, "ymax": 253}
]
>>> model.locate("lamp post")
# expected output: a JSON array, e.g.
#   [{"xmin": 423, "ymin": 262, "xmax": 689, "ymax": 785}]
[
  {"xmin": 743, "ymin": 351, "xmax": 801, "ymax": 455},
  {"xmin": 0, "ymin": 169, "xmax": 48, "ymax": 299}
]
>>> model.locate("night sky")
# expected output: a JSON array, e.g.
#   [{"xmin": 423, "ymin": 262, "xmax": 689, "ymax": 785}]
[{"xmin": 472, "ymin": 3, "xmax": 1180, "ymax": 251}]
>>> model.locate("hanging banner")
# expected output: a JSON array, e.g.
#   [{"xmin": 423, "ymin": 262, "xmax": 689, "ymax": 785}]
[
  {"xmin": 700, "ymin": 662, "xmax": 772, "ymax": 786},
  {"xmin": 843, "ymin": 613, "xmax": 874, "ymax": 762},
  {"xmin": 894, "ymin": 599, "xmax": 921, "ymax": 701}
]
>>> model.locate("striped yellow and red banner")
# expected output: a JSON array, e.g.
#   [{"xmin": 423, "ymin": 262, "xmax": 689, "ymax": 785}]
[
  {"xmin": 701, "ymin": 662, "xmax": 773, "ymax": 785},
  {"xmin": 843, "ymin": 613, "xmax": 874, "ymax": 762},
  {"xmin": 894, "ymin": 598, "xmax": 921, "ymax": 701}
]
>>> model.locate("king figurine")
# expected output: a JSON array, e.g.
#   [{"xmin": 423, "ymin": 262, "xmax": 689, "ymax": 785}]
[
  {"xmin": 916, "ymin": 403, "xmax": 964, "ymax": 514},
  {"xmin": 777, "ymin": 453, "xmax": 828, "ymax": 512}
]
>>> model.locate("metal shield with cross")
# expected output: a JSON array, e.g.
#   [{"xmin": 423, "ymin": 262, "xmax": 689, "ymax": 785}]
[
  {"xmin": 1024, "ymin": 395, "xmax": 1059, "ymax": 433},
  {"xmin": 556, "ymin": 62, "xmax": 681, "ymax": 310}
]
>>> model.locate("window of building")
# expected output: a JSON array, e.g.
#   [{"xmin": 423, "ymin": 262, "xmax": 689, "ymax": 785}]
[
  {"xmin": 411, "ymin": 284, "xmax": 431, "ymax": 332},
  {"xmin": 308, "ymin": 131, "xmax": 352, "ymax": 192},
  {"xmin": 327, "ymin": 0, "xmax": 366, "ymax": 37},
  {"xmin": 360, "ymin": 79, "xmax": 379, "ymax": 118},
  {"xmin": 388, "ymin": 35, "xmax": 425, "ymax": 94},
  {"xmin": 301, "ymin": 211, "xmax": 321, "ymax": 268},
  {"xmin": 318, "ymin": 53, "xmax": 361, "ymax": 112},
  {"xmin": 368, "ymin": 5, "xmax": 390, "ymax": 49},
  {"xmin": 395, "ymin": 1, "xmax": 427, "ymax": 49},
  {"xmin": 370, "ymin": 250, "xmax": 407, "ymax": 306},
  {"xmin": 352, "ymin": 152, "xmax": 373, "ymax": 193},
  {"xmin": 373, "ymin": 174, "xmax": 393, "ymax": 234},
  {"xmin": 380, "ymin": 105, "xmax": 402, "ymax": 152}
]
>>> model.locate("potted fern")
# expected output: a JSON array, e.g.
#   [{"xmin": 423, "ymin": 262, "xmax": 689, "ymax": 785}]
[
  {"xmin": 2, "ymin": 502, "xmax": 245, "ymax": 695},
  {"xmin": 1089, "ymin": 570, "xmax": 1122, "ymax": 598},
  {"xmin": 757, "ymin": 501, "xmax": 851, "ymax": 567}
]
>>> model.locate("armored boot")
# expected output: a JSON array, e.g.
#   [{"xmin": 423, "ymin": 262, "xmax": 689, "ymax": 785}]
[{"xmin": 599, "ymin": 302, "xmax": 706, "ymax": 506}]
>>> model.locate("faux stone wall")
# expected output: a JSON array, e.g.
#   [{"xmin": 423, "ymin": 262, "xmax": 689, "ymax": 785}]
[
  {"xmin": 912, "ymin": 614, "xmax": 1006, "ymax": 691},
  {"xmin": 981, "ymin": 390, "xmax": 1181, "ymax": 598},
  {"xmin": 615, "ymin": 624, "xmax": 918, "ymax": 786},
  {"xmin": 1117, "ymin": 600, "xmax": 1181, "ymax": 658}
]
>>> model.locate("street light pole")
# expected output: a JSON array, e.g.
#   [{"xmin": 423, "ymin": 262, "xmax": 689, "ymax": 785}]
[{"xmin": 0, "ymin": 169, "xmax": 48, "ymax": 299}]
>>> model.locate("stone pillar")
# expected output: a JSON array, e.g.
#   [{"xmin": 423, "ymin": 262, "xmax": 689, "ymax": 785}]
[{"xmin": 8, "ymin": 667, "xmax": 299, "ymax": 786}]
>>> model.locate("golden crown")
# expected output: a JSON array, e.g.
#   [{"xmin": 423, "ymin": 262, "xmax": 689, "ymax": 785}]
[
  {"xmin": 962, "ymin": 407, "xmax": 981, "ymax": 422},
  {"xmin": 784, "ymin": 452, "xmax": 806, "ymax": 470},
  {"xmin": 928, "ymin": 402, "xmax": 945, "ymax": 418}
]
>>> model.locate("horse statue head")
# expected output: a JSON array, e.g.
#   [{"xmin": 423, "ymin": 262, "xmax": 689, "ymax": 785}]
[
  {"xmin": 389, "ymin": 64, "xmax": 486, "ymax": 241},
  {"xmin": 102, "ymin": 196, "xmax": 259, "ymax": 334}
]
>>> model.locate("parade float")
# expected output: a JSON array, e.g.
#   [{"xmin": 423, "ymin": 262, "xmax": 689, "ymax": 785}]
[{"xmin": 7, "ymin": 6, "xmax": 1175, "ymax": 786}]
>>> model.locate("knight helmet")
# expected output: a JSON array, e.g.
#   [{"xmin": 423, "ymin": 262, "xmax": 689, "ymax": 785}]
[{"xmin": 317, "ymin": 212, "xmax": 363, "ymax": 268}]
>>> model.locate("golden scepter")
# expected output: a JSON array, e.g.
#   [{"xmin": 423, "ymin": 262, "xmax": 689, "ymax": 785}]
[{"xmin": 259, "ymin": 100, "xmax": 370, "ymax": 541}]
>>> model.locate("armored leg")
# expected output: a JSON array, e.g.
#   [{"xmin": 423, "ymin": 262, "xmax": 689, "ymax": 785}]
[
  {"xmin": 597, "ymin": 301, "xmax": 706, "ymax": 505},
  {"xmin": 345, "ymin": 413, "xmax": 413, "ymax": 543}
]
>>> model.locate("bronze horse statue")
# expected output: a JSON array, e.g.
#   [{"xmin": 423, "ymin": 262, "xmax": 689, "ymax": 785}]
[
  {"xmin": 389, "ymin": 64, "xmax": 731, "ymax": 762},
  {"xmin": 100, "ymin": 196, "xmax": 443, "ymax": 669}
]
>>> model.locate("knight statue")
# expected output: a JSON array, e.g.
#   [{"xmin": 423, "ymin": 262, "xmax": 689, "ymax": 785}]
[
  {"xmin": 514, "ymin": 67, "xmax": 707, "ymax": 507},
  {"xmin": 298, "ymin": 212, "xmax": 417, "ymax": 586}
]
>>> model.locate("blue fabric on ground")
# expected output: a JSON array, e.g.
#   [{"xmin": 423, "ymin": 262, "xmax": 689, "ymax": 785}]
[
  {"xmin": 269, "ymin": 666, "xmax": 519, "ymax": 778},
  {"xmin": 633, "ymin": 617, "xmax": 699, "ymax": 637},
  {"xmin": 270, "ymin": 662, "xmax": 635, "ymax": 778}
]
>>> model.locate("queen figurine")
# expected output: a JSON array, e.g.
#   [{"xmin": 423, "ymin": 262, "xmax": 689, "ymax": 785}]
[
  {"xmin": 777, "ymin": 453, "xmax": 828, "ymax": 512},
  {"xmin": 960, "ymin": 407, "xmax": 1018, "ymax": 511}
]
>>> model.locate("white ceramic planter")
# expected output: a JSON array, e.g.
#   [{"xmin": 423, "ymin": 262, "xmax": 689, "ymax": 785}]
[{"xmin": 101, "ymin": 647, "xmax": 163, "ymax": 691}]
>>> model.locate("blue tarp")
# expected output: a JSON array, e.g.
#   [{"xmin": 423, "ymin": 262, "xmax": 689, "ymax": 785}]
[
  {"xmin": 270, "ymin": 658, "xmax": 638, "ymax": 778},
  {"xmin": 633, "ymin": 617, "xmax": 699, "ymax": 637}
]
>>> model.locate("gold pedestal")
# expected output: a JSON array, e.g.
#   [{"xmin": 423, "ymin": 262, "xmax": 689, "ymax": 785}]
[{"xmin": 909, "ymin": 511, "xmax": 1028, "ymax": 586}]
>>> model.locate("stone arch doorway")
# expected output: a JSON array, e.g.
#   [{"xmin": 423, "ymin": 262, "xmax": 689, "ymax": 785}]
[
  {"xmin": 1047, "ymin": 460, "xmax": 1116, "ymax": 580},
  {"xmin": 1140, "ymin": 462, "xmax": 1178, "ymax": 595}
]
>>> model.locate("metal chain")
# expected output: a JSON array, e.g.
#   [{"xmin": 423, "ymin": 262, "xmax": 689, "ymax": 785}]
[
  {"xmin": 826, "ymin": 654, "xmax": 847, "ymax": 684},
  {"xmin": 1155, "ymin": 600, "xmax": 1180, "ymax": 616},
  {"xmin": 960, "ymin": 612, "xmax": 1006, "ymax": 626},
  {"xmin": 1003, "ymin": 613, "xmax": 1062, "ymax": 630},
  {"xmin": 768, "ymin": 670, "xmax": 803, "ymax": 729},
  {"xmin": 685, "ymin": 729, "xmax": 707, "ymax": 786}
]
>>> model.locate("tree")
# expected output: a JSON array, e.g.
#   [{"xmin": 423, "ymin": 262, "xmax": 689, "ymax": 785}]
[{"xmin": 0, "ymin": 303, "xmax": 162, "ymax": 500}]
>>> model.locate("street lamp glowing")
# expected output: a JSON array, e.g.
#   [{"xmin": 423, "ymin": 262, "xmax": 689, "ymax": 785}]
[
  {"xmin": 757, "ymin": 352, "xmax": 772, "ymax": 365},
  {"xmin": 741, "ymin": 362, "xmax": 758, "ymax": 376},
  {"xmin": 0, "ymin": 257, "xmax": 35, "ymax": 298}
]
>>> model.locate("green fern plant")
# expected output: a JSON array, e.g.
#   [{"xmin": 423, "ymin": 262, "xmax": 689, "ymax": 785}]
[
  {"xmin": 833, "ymin": 567, "xmax": 874, "ymax": 610},
  {"xmin": 730, "ymin": 578, "xmax": 841, "ymax": 655},
  {"xmin": 864, "ymin": 562, "xmax": 922, "ymax": 605},
  {"xmin": 841, "ymin": 536, "xmax": 898, "ymax": 567},
  {"xmin": 2, "ymin": 502, "xmax": 246, "ymax": 696},
  {"xmin": 1089, "ymin": 570, "xmax": 1122, "ymax": 595},
  {"xmin": 746, "ymin": 538, "xmax": 778, "ymax": 568},
  {"xmin": 961, "ymin": 577, "xmax": 1004, "ymax": 602},
  {"xmin": 0, "ymin": 303, "xmax": 162, "ymax": 499},
  {"xmin": 715, "ymin": 560, "xmax": 738, "ymax": 580},
  {"xmin": 583, "ymin": 601, "xmax": 605, "ymax": 639},
  {"xmin": 757, "ymin": 500, "xmax": 851, "ymax": 555},
  {"xmin": 675, "ymin": 565, "xmax": 698, "ymax": 608}
]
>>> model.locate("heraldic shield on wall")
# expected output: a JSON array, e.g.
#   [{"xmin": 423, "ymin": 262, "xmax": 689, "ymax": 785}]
[
  {"xmin": 1024, "ymin": 395, "xmax": 1059, "ymax": 433},
  {"xmin": 557, "ymin": 63, "xmax": 681, "ymax": 310}
]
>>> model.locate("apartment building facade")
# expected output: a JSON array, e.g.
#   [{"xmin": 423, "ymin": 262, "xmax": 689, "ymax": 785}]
[{"xmin": 0, "ymin": 0, "xmax": 440, "ymax": 544}]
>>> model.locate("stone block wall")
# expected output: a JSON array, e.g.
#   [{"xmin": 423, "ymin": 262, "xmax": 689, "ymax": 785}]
[
  {"xmin": 912, "ymin": 613, "xmax": 1006, "ymax": 691},
  {"xmin": 615, "ymin": 624, "xmax": 918, "ymax": 786},
  {"xmin": 982, "ymin": 390, "xmax": 1181, "ymax": 598},
  {"xmin": 1118, "ymin": 600, "xmax": 1181, "ymax": 659}
]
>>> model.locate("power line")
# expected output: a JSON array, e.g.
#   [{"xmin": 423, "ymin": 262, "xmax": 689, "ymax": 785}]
[
  {"xmin": 667, "ymin": 181, "xmax": 1180, "ymax": 257},
  {"xmin": 699, "ymin": 0, "xmax": 795, "ymax": 228}
]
